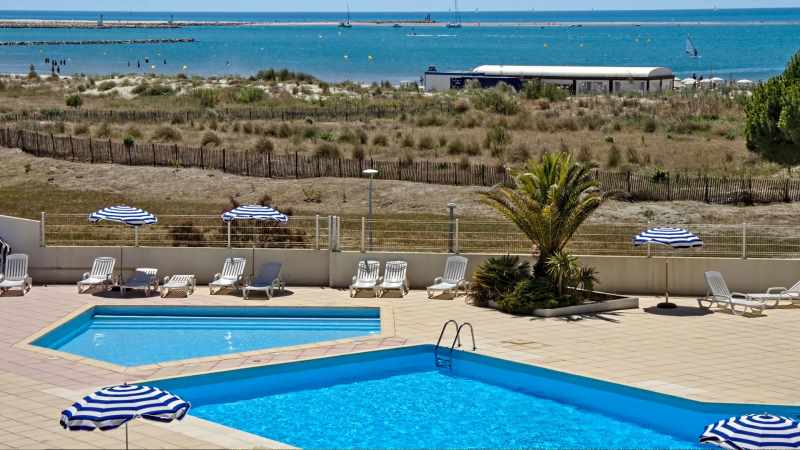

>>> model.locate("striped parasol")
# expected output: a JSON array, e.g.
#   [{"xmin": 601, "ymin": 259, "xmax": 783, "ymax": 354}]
[
  {"xmin": 633, "ymin": 226, "xmax": 703, "ymax": 309},
  {"xmin": 60, "ymin": 384, "xmax": 190, "ymax": 449},
  {"xmin": 700, "ymin": 414, "xmax": 800, "ymax": 449},
  {"xmin": 222, "ymin": 205, "xmax": 288, "ymax": 223},
  {"xmin": 88, "ymin": 206, "xmax": 157, "ymax": 227},
  {"xmin": 633, "ymin": 227, "xmax": 704, "ymax": 249}
]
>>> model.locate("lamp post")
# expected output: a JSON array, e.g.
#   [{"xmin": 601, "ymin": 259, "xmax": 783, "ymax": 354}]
[
  {"xmin": 363, "ymin": 169, "xmax": 378, "ymax": 251},
  {"xmin": 447, "ymin": 202, "xmax": 456, "ymax": 253}
]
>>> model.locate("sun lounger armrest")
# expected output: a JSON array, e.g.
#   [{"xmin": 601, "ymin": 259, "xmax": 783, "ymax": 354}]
[
  {"xmin": 458, "ymin": 279, "xmax": 470, "ymax": 290},
  {"xmin": 81, "ymin": 272, "xmax": 91, "ymax": 280},
  {"xmin": 731, "ymin": 292, "xmax": 753, "ymax": 300},
  {"xmin": 212, "ymin": 272, "xmax": 221, "ymax": 282},
  {"xmin": 163, "ymin": 276, "xmax": 171, "ymax": 285},
  {"xmin": 352, "ymin": 276, "xmax": 357, "ymax": 283},
  {"xmin": 767, "ymin": 287, "xmax": 788, "ymax": 294},
  {"xmin": 190, "ymin": 276, "xmax": 196, "ymax": 289},
  {"xmin": 433, "ymin": 276, "xmax": 443, "ymax": 284}
]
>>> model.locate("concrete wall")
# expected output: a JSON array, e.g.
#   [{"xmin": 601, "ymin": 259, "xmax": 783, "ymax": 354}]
[{"xmin": 2, "ymin": 215, "xmax": 798, "ymax": 296}]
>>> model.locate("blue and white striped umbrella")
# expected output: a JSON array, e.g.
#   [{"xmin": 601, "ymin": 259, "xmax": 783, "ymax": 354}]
[
  {"xmin": 222, "ymin": 205, "xmax": 288, "ymax": 223},
  {"xmin": 61, "ymin": 384, "xmax": 190, "ymax": 449},
  {"xmin": 633, "ymin": 227, "xmax": 703, "ymax": 249},
  {"xmin": 700, "ymin": 414, "xmax": 800, "ymax": 449},
  {"xmin": 88, "ymin": 206, "xmax": 157, "ymax": 227}
]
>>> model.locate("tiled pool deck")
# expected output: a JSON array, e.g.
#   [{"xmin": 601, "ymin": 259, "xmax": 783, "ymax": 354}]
[{"xmin": 0, "ymin": 285, "xmax": 797, "ymax": 449}]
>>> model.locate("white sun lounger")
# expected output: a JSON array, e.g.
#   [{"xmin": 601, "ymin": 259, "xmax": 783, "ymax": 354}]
[
  {"xmin": 119, "ymin": 268, "xmax": 159, "ymax": 297},
  {"xmin": 243, "ymin": 262, "xmax": 285, "ymax": 300},
  {"xmin": 0, "ymin": 254, "xmax": 32, "ymax": 295},
  {"xmin": 378, "ymin": 261, "xmax": 409, "ymax": 297},
  {"xmin": 427, "ymin": 255, "xmax": 469, "ymax": 299},
  {"xmin": 209, "ymin": 257, "xmax": 247, "ymax": 295},
  {"xmin": 350, "ymin": 260, "xmax": 380, "ymax": 298},
  {"xmin": 755, "ymin": 280, "xmax": 800, "ymax": 307},
  {"xmin": 77, "ymin": 257, "xmax": 116, "ymax": 294},
  {"xmin": 160, "ymin": 274, "xmax": 196, "ymax": 298},
  {"xmin": 698, "ymin": 271, "xmax": 766, "ymax": 315}
]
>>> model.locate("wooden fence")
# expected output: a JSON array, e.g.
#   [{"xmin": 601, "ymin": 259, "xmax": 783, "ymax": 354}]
[
  {"xmin": 0, "ymin": 102, "xmax": 451, "ymax": 124},
  {"xmin": 4, "ymin": 127, "xmax": 800, "ymax": 204}
]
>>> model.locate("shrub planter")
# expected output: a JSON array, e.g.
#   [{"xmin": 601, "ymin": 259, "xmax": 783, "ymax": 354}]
[
  {"xmin": 487, "ymin": 290, "xmax": 639, "ymax": 317},
  {"xmin": 532, "ymin": 291, "xmax": 639, "ymax": 317}
]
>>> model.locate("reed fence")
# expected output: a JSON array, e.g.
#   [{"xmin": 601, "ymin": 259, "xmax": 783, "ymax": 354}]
[{"xmin": 5, "ymin": 127, "xmax": 800, "ymax": 203}]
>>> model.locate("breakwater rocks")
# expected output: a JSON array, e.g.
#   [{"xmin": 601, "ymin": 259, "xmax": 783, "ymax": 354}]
[{"xmin": 0, "ymin": 38, "xmax": 196, "ymax": 47}]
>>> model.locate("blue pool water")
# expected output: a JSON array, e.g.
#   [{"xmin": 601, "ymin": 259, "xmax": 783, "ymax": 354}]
[
  {"xmin": 193, "ymin": 370, "xmax": 694, "ymax": 448},
  {"xmin": 33, "ymin": 306, "xmax": 380, "ymax": 366},
  {"xmin": 152, "ymin": 345, "xmax": 800, "ymax": 448}
]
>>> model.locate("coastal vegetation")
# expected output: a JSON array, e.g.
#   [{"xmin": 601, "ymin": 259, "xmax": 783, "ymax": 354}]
[
  {"xmin": 0, "ymin": 69, "xmax": 772, "ymax": 178},
  {"xmin": 745, "ymin": 50, "xmax": 800, "ymax": 169}
]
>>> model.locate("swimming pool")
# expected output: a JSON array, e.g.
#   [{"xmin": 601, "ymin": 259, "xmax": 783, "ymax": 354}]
[
  {"xmin": 150, "ymin": 345, "xmax": 798, "ymax": 448},
  {"xmin": 32, "ymin": 306, "xmax": 380, "ymax": 366}
]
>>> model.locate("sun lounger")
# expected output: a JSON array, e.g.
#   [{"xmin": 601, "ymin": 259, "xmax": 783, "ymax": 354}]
[
  {"xmin": 427, "ymin": 255, "xmax": 469, "ymax": 299},
  {"xmin": 378, "ymin": 261, "xmax": 409, "ymax": 297},
  {"xmin": 209, "ymin": 257, "xmax": 247, "ymax": 295},
  {"xmin": 160, "ymin": 274, "xmax": 196, "ymax": 298},
  {"xmin": 77, "ymin": 257, "xmax": 116, "ymax": 294},
  {"xmin": 0, "ymin": 254, "xmax": 32, "ymax": 295},
  {"xmin": 243, "ymin": 262, "xmax": 285, "ymax": 300},
  {"xmin": 350, "ymin": 260, "xmax": 380, "ymax": 297},
  {"xmin": 698, "ymin": 271, "xmax": 766, "ymax": 315},
  {"xmin": 755, "ymin": 280, "xmax": 800, "ymax": 306},
  {"xmin": 119, "ymin": 268, "xmax": 159, "ymax": 297}
]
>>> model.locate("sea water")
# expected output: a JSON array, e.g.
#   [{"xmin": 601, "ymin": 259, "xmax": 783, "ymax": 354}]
[{"xmin": 1, "ymin": 9, "xmax": 798, "ymax": 81}]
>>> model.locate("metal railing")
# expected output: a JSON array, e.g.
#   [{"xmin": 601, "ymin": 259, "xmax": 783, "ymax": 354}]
[{"xmin": 40, "ymin": 213, "xmax": 800, "ymax": 259}]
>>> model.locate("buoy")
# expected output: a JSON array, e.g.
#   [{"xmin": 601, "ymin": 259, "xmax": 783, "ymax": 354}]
[
  {"xmin": 182, "ymin": 65, "xmax": 188, "ymax": 70},
  {"xmin": 344, "ymin": 54, "xmax": 349, "ymax": 59},
  {"xmin": 543, "ymin": 43, "xmax": 548, "ymax": 48},
  {"xmin": 368, "ymin": 55, "xmax": 374, "ymax": 61}
]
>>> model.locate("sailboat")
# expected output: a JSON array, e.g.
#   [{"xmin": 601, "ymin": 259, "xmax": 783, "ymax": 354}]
[
  {"xmin": 685, "ymin": 34, "xmax": 700, "ymax": 58},
  {"xmin": 339, "ymin": 3, "xmax": 352, "ymax": 28},
  {"xmin": 446, "ymin": 0, "xmax": 462, "ymax": 28}
]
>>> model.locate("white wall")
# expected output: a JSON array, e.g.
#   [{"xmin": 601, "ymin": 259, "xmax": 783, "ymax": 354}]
[{"xmin": 2, "ymin": 215, "xmax": 798, "ymax": 296}]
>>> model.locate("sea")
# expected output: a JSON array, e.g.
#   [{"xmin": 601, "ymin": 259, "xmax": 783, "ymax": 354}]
[{"xmin": 1, "ymin": 9, "xmax": 799, "ymax": 82}]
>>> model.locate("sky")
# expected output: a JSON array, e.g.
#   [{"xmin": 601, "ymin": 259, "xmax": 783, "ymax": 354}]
[{"xmin": 1, "ymin": 1, "xmax": 798, "ymax": 12}]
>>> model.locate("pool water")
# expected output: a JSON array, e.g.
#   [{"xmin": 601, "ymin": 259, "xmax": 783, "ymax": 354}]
[
  {"xmin": 33, "ymin": 306, "xmax": 380, "ymax": 366},
  {"xmin": 154, "ymin": 346, "xmax": 794, "ymax": 448},
  {"xmin": 193, "ymin": 370, "xmax": 695, "ymax": 448}
]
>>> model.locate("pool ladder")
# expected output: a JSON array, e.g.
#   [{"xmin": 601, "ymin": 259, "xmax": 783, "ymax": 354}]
[{"xmin": 434, "ymin": 320, "xmax": 476, "ymax": 369}]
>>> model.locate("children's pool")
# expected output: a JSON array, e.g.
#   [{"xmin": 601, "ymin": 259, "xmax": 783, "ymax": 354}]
[
  {"xmin": 32, "ymin": 306, "xmax": 380, "ymax": 366},
  {"xmin": 151, "ymin": 345, "xmax": 797, "ymax": 448}
]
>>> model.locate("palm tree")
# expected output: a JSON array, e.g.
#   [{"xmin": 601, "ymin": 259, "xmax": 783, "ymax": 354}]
[{"xmin": 482, "ymin": 153, "xmax": 604, "ymax": 276}]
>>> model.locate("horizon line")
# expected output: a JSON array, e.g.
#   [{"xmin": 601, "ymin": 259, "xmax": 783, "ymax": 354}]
[{"xmin": 1, "ymin": 6, "xmax": 799, "ymax": 14}]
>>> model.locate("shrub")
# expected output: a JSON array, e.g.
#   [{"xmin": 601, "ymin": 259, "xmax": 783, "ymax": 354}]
[
  {"xmin": 131, "ymin": 83, "xmax": 148, "ymax": 95},
  {"xmin": 465, "ymin": 140, "xmax": 481, "ymax": 156},
  {"xmin": 416, "ymin": 111, "xmax": 445, "ymax": 127},
  {"xmin": 27, "ymin": 64, "xmax": 39, "ymax": 81},
  {"xmin": 125, "ymin": 126, "xmax": 143, "ymax": 139},
  {"xmin": 303, "ymin": 188, "xmax": 322, "ymax": 203},
  {"xmin": 576, "ymin": 145, "xmax": 593, "ymax": 163},
  {"xmin": 151, "ymin": 125, "xmax": 182, "ymax": 142},
  {"xmin": 484, "ymin": 126, "xmax": 512, "ymax": 151},
  {"xmin": 242, "ymin": 122, "xmax": 253, "ymax": 134},
  {"xmin": 453, "ymin": 98, "xmax": 471, "ymax": 113},
  {"xmin": 236, "ymin": 86, "xmax": 265, "ymax": 103},
  {"xmin": 472, "ymin": 89, "xmax": 520, "ymax": 115},
  {"xmin": 123, "ymin": 136, "xmax": 135, "ymax": 147},
  {"xmin": 94, "ymin": 122, "xmax": 112, "ymax": 138},
  {"xmin": 97, "ymin": 80, "xmax": 116, "ymax": 91},
  {"xmin": 314, "ymin": 142, "xmax": 340, "ymax": 159},
  {"xmin": 65, "ymin": 94, "xmax": 82, "ymax": 109},
  {"xmin": 142, "ymin": 84, "xmax": 174, "ymax": 96},
  {"xmin": 469, "ymin": 255, "xmax": 531, "ymax": 307},
  {"xmin": 607, "ymin": 144, "xmax": 622, "ymax": 168},
  {"xmin": 447, "ymin": 138, "xmax": 465, "ymax": 155},
  {"xmin": 351, "ymin": 146, "xmax": 366, "ymax": 160},
  {"xmin": 337, "ymin": 128, "xmax": 359, "ymax": 144},
  {"xmin": 372, "ymin": 134, "xmax": 388, "ymax": 146},
  {"xmin": 193, "ymin": 89, "xmax": 219, "ymax": 108},
  {"xmin": 509, "ymin": 143, "xmax": 530, "ymax": 163},
  {"xmin": 400, "ymin": 134, "xmax": 414, "ymax": 148},
  {"xmin": 522, "ymin": 81, "xmax": 567, "ymax": 102},
  {"xmin": 201, "ymin": 131, "xmax": 221, "ymax": 147},
  {"xmin": 497, "ymin": 277, "xmax": 567, "ymax": 315},
  {"xmin": 438, "ymin": 135, "xmax": 448, "ymax": 147},
  {"xmin": 642, "ymin": 117, "xmax": 657, "ymax": 133},
  {"xmin": 253, "ymin": 137, "xmax": 274, "ymax": 154},
  {"xmin": 626, "ymin": 146, "xmax": 641, "ymax": 165},
  {"xmin": 577, "ymin": 113, "xmax": 606, "ymax": 131},
  {"xmin": 169, "ymin": 222, "xmax": 207, "ymax": 247},
  {"xmin": 73, "ymin": 123, "xmax": 89, "ymax": 135},
  {"xmin": 417, "ymin": 134, "xmax": 435, "ymax": 150}
]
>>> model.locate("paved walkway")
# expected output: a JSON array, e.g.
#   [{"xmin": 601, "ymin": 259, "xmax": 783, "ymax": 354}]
[{"xmin": 1, "ymin": 285, "xmax": 798, "ymax": 449}]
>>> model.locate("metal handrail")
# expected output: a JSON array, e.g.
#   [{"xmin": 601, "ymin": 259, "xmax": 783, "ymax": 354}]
[{"xmin": 434, "ymin": 320, "xmax": 476, "ymax": 369}]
